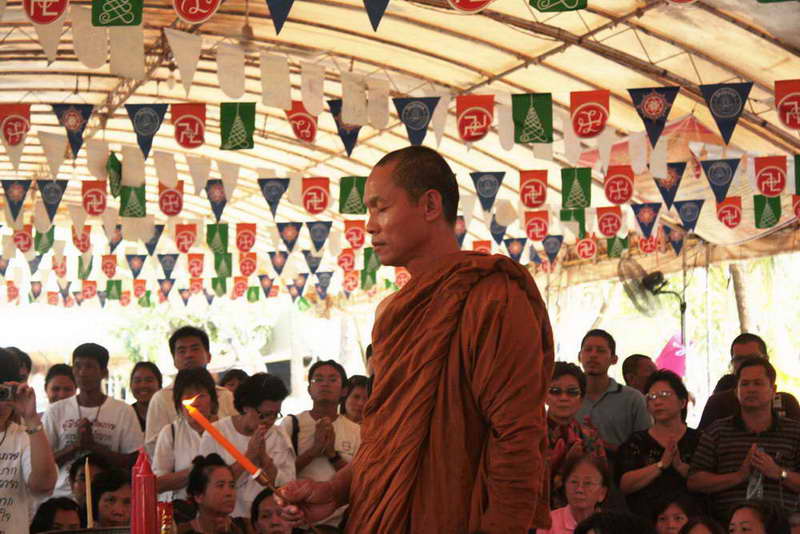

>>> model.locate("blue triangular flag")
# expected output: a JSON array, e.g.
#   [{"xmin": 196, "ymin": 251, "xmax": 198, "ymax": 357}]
[
  {"xmin": 701, "ymin": 158, "xmax": 740, "ymax": 204},
  {"xmin": 529, "ymin": 246, "xmax": 542, "ymax": 265},
  {"xmin": 630, "ymin": 202, "xmax": 662, "ymax": 238},
  {"xmin": 269, "ymin": 251, "xmax": 288, "ymax": 275},
  {"xmin": 287, "ymin": 284, "xmax": 299, "ymax": 302},
  {"xmin": 306, "ymin": 221, "xmax": 332, "ymax": 251},
  {"xmin": 108, "ymin": 224, "xmax": 123, "ymax": 253},
  {"xmin": 653, "ymin": 162, "xmax": 686, "ymax": 209},
  {"xmin": 39, "ymin": 180, "xmax": 69, "ymax": 222},
  {"xmin": 2, "ymin": 180, "xmax": 31, "ymax": 221},
  {"xmin": 302, "ymin": 250, "xmax": 322, "ymax": 274},
  {"xmin": 30, "ymin": 282, "xmax": 42, "ymax": 300},
  {"xmin": 316, "ymin": 271, "xmax": 333, "ymax": 290},
  {"xmin": 258, "ymin": 178, "xmax": 289, "ymax": 218},
  {"xmin": 504, "ymin": 238, "xmax": 527, "ymax": 263},
  {"xmin": 179, "ymin": 289, "xmax": 191, "ymax": 306},
  {"xmin": 28, "ymin": 254, "xmax": 43, "ymax": 275},
  {"xmin": 393, "ymin": 97, "xmax": 439, "ymax": 146},
  {"xmin": 699, "ymin": 82, "xmax": 753, "ymax": 145},
  {"xmin": 294, "ymin": 273, "xmax": 309, "ymax": 293},
  {"xmin": 663, "ymin": 225, "xmax": 685, "ymax": 256},
  {"xmin": 97, "ymin": 290, "xmax": 107, "ymax": 308},
  {"xmin": 158, "ymin": 278, "xmax": 175, "ymax": 298},
  {"xmin": 315, "ymin": 284, "xmax": 328, "ymax": 300},
  {"xmin": 489, "ymin": 214, "xmax": 506, "ymax": 245},
  {"xmin": 125, "ymin": 104, "xmax": 168, "ymax": 159},
  {"xmin": 0, "ymin": 257, "xmax": 8, "ymax": 277},
  {"xmin": 542, "ymin": 235, "xmax": 563, "ymax": 264},
  {"xmin": 52, "ymin": 104, "xmax": 94, "ymax": 158},
  {"xmin": 157, "ymin": 253, "xmax": 179, "ymax": 278},
  {"xmin": 126, "ymin": 254, "xmax": 147, "ymax": 279},
  {"xmin": 59, "ymin": 281, "xmax": 71, "ymax": 301},
  {"xmin": 144, "ymin": 224, "xmax": 164, "ymax": 256},
  {"xmin": 276, "ymin": 222, "xmax": 302, "ymax": 252},
  {"xmin": 627, "ymin": 87, "xmax": 680, "ymax": 148},
  {"xmin": 265, "ymin": 0, "xmax": 295, "ymax": 33},
  {"xmin": 205, "ymin": 179, "xmax": 227, "ymax": 222},
  {"xmin": 258, "ymin": 274, "xmax": 274, "ymax": 297},
  {"xmin": 455, "ymin": 215, "xmax": 466, "ymax": 248},
  {"xmin": 673, "ymin": 199, "xmax": 705, "ymax": 232},
  {"xmin": 364, "ymin": 0, "xmax": 390, "ymax": 30},
  {"xmin": 328, "ymin": 100, "xmax": 361, "ymax": 157},
  {"xmin": 470, "ymin": 172, "xmax": 505, "ymax": 212},
  {"xmin": 204, "ymin": 288, "xmax": 215, "ymax": 305}
]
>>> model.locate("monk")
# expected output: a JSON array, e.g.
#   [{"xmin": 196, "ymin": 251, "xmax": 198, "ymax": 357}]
[{"xmin": 277, "ymin": 146, "xmax": 554, "ymax": 533}]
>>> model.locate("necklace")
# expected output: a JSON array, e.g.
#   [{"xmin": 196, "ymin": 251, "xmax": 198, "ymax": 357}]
[{"xmin": 77, "ymin": 395, "xmax": 105, "ymax": 423}]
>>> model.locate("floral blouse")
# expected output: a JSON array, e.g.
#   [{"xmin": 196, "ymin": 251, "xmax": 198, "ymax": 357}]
[{"xmin": 546, "ymin": 416, "xmax": 606, "ymax": 509}]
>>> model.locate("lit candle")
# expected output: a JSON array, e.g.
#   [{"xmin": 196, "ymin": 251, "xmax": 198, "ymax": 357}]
[{"xmin": 85, "ymin": 457, "xmax": 94, "ymax": 529}]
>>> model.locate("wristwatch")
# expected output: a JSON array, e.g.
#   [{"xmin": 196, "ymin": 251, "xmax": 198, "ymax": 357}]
[
  {"xmin": 24, "ymin": 422, "xmax": 43, "ymax": 435},
  {"xmin": 781, "ymin": 469, "xmax": 789, "ymax": 481}
]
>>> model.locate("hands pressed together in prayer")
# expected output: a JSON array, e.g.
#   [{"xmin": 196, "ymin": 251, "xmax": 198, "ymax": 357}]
[
  {"xmin": 312, "ymin": 417, "xmax": 337, "ymax": 459},
  {"xmin": 738, "ymin": 443, "xmax": 784, "ymax": 481},
  {"xmin": 247, "ymin": 424, "xmax": 278, "ymax": 485},
  {"xmin": 660, "ymin": 437, "xmax": 689, "ymax": 476}
]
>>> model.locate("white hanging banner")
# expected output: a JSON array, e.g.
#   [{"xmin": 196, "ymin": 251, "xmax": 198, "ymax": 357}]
[
  {"xmin": 140, "ymin": 214, "xmax": 155, "ymax": 244},
  {"xmin": 597, "ymin": 127, "xmax": 616, "ymax": 173},
  {"xmin": 561, "ymin": 111, "xmax": 581, "ymax": 165},
  {"xmin": 460, "ymin": 194, "xmax": 476, "ymax": 230},
  {"xmin": 217, "ymin": 43, "xmax": 246, "ymax": 99},
  {"xmin": 33, "ymin": 200, "xmax": 51, "ymax": 233},
  {"xmin": 165, "ymin": 28, "xmax": 203, "ymax": 97},
  {"xmin": 121, "ymin": 145, "xmax": 145, "ymax": 186},
  {"xmin": 301, "ymin": 62, "xmax": 325, "ymax": 116},
  {"xmin": 186, "ymin": 155, "xmax": 211, "ymax": 194},
  {"xmin": 110, "ymin": 26, "xmax": 145, "ymax": 80},
  {"xmin": 0, "ymin": 0, "xmax": 6, "ymax": 23},
  {"xmin": 497, "ymin": 102, "xmax": 514, "ymax": 151},
  {"xmin": 367, "ymin": 77, "xmax": 390, "ymax": 129},
  {"xmin": 429, "ymin": 90, "xmax": 450, "ymax": 148},
  {"xmin": 38, "ymin": 131, "xmax": 68, "ymax": 179},
  {"xmin": 649, "ymin": 137, "xmax": 668, "ymax": 179},
  {"xmin": 341, "ymin": 72, "xmax": 368, "ymax": 126},
  {"xmin": 101, "ymin": 209, "xmax": 118, "ymax": 237},
  {"xmin": 327, "ymin": 229, "xmax": 342, "ymax": 256},
  {"xmin": 71, "ymin": 6, "xmax": 107, "ymax": 69},
  {"xmin": 268, "ymin": 224, "xmax": 281, "ymax": 250},
  {"xmin": 4, "ymin": 204, "xmax": 22, "ymax": 230},
  {"xmin": 533, "ymin": 143, "xmax": 553, "ymax": 162},
  {"xmin": 53, "ymin": 240, "xmax": 65, "ymax": 257},
  {"xmin": 260, "ymin": 52, "xmax": 291, "ymax": 110},
  {"xmin": 68, "ymin": 203, "xmax": 88, "ymax": 231},
  {"xmin": 629, "ymin": 131, "xmax": 649, "ymax": 175},
  {"xmin": 216, "ymin": 160, "xmax": 239, "ymax": 199},
  {"xmin": 121, "ymin": 217, "xmax": 147, "ymax": 241},
  {"xmin": 257, "ymin": 168, "xmax": 276, "ymax": 178},
  {"xmin": 287, "ymin": 171, "xmax": 303, "ymax": 206},
  {"xmin": 153, "ymin": 151, "xmax": 178, "ymax": 187},
  {"xmin": 2, "ymin": 235, "xmax": 14, "ymax": 259},
  {"xmin": 86, "ymin": 139, "xmax": 109, "ymax": 179},
  {"xmin": 33, "ymin": 15, "xmax": 66, "ymax": 63},
  {"xmin": 494, "ymin": 199, "xmax": 518, "ymax": 227}
]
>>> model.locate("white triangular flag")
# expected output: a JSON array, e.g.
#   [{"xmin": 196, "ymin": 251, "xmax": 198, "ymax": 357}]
[
  {"xmin": 33, "ymin": 200, "xmax": 51, "ymax": 233},
  {"xmin": 154, "ymin": 151, "xmax": 178, "ymax": 187},
  {"xmin": 86, "ymin": 139, "xmax": 109, "ymax": 179},
  {"xmin": 268, "ymin": 225, "xmax": 281, "ymax": 249},
  {"xmin": 327, "ymin": 229, "xmax": 342, "ymax": 256},
  {"xmin": 561, "ymin": 111, "xmax": 581, "ymax": 165},
  {"xmin": 367, "ymin": 77, "xmax": 390, "ymax": 128},
  {"xmin": 497, "ymin": 102, "xmax": 514, "ymax": 151},
  {"xmin": 71, "ymin": 6, "xmax": 106, "ymax": 69},
  {"xmin": 533, "ymin": 143, "xmax": 553, "ymax": 161},
  {"xmin": 4, "ymin": 204, "xmax": 22, "ymax": 230},
  {"xmin": 68, "ymin": 203, "xmax": 87, "ymax": 230},
  {"xmin": 101, "ymin": 210, "xmax": 118, "ymax": 237},
  {"xmin": 341, "ymin": 72, "xmax": 368, "ymax": 126},
  {"xmin": 140, "ymin": 214, "xmax": 155, "ymax": 244},
  {"xmin": 429, "ymin": 91, "xmax": 450, "ymax": 148},
  {"xmin": 597, "ymin": 127, "xmax": 616, "ymax": 173},
  {"xmin": 301, "ymin": 62, "xmax": 325, "ymax": 116},
  {"xmin": 33, "ymin": 16, "xmax": 66, "ymax": 63},
  {"xmin": 460, "ymin": 195, "xmax": 476, "ymax": 229},
  {"xmin": 287, "ymin": 172, "xmax": 303, "ymax": 206},
  {"xmin": 109, "ymin": 26, "xmax": 145, "ymax": 80},
  {"xmin": 2, "ymin": 235, "xmax": 14, "ymax": 259},
  {"xmin": 53, "ymin": 240, "xmax": 65, "ymax": 256},
  {"xmin": 260, "ymin": 52, "xmax": 291, "ymax": 110},
  {"xmin": 650, "ymin": 137, "xmax": 668, "ymax": 179},
  {"xmin": 121, "ymin": 145, "xmax": 145, "ymax": 186},
  {"xmin": 217, "ymin": 160, "xmax": 239, "ymax": 199},
  {"xmin": 186, "ymin": 155, "xmax": 211, "ymax": 194},
  {"xmin": 629, "ymin": 131, "xmax": 648, "ymax": 175},
  {"xmin": 38, "ymin": 131, "xmax": 68, "ymax": 179},
  {"xmin": 257, "ymin": 168, "xmax": 276, "ymax": 178},
  {"xmin": 164, "ymin": 28, "xmax": 203, "ymax": 97},
  {"xmin": 217, "ymin": 43, "xmax": 245, "ymax": 99},
  {"xmin": 494, "ymin": 199, "xmax": 517, "ymax": 227}
]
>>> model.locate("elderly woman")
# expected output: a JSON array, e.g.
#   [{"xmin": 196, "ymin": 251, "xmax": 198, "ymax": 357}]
[
  {"xmin": 618, "ymin": 370, "xmax": 702, "ymax": 519},
  {"xmin": 540, "ymin": 455, "xmax": 612, "ymax": 534},
  {"xmin": 545, "ymin": 362, "xmax": 605, "ymax": 509}
]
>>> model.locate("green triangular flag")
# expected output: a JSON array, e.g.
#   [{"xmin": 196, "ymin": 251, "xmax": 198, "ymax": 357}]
[
  {"xmin": 512, "ymin": 93, "xmax": 553, "ymax": 143},
  {"xmin": 562, "ymin": 168, "xmax": 591, "ymax": 209},
  {"xmin": 364, "ymin": 247, "xmax": 381, "ymax": 273},
  {"xmin": 247, "ymin": 286, "xmax": 260, "ymax": 302},
  {"xmin": 297, "ymin": 296, "xmax": 311, "ymax": 311},
  {"xmin": 138, "ymin": 290, "xmax": 151, "ymax": 307},
  {"xmin": 35, "ymin": 227, "xmax": 55, "ymax": 254},
  {"xmin": 220, "ymin": 103, "xmax": 256, "ymax": 150},
  {"xmin": 361, "ymin": 269, "xmax": 377, "ymax": 290},
  {"xmin": 107, "ymin": 152, "xmax": 122, "ymax": 198},
  {"xmin": 754, "ymin": 195, "xmax": 781, "ymax": 229},
  {"xmin": 606, "ymin": 235, "xmax": 628, "ymax": 258},
  {"xmin": 214, "ymin": 252, "xmax": 232, "ymax": 278},
  {"xmin": 78, "ymin": 256, "xmax": 93, "ymax": 280},
  {"xmin": 207, "ymin": 223, "xmax": 229, "ymax": 254},
  {"xmin": 531, "ymin": 0, "xmax": 587, "ymax": 11},
  {"xmin": 560, "ymin": 208, "xmax": 586, "ymax": 239},
  {"xmin": 339, "ymin": 176, "xmax": 368, "ymax": 214},
  {"xmin": 92, "ymin": 0, "xmax": 143, "ymax": 26},
  {"xmin": 212, "ymin": 277, "xmax": 227, "ymax": 297},
  {"xmin": 106, "ymin": 280, "xmax": 122, "ymax": 300},
  {"xmin": 119, "ymin": 184, "xmax": 146, "ymax": 218}
]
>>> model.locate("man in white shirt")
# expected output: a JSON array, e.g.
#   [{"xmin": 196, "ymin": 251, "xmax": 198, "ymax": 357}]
[
  {"xmin": 43, "ymin": 343, "xmax": 144, "ymax": 498},
  {"xmin": 145, "ymin": 326, "xmax": 237, "ymax": 456},
  {"xmin": 281, "ymin": 360, "xmax": 361, "ymax": 531},
  {"xmin": 199, "ymin": 373, "xmax": 295, "ymax": 519},
  {"xmin": 0, "ymin": 349, "xmax": 57, "ymax": 534}
]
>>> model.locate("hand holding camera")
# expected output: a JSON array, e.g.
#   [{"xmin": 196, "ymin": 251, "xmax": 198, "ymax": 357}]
[{"xmin": 1, "ymin": 381, "xmax": 37, "ymax": 424}]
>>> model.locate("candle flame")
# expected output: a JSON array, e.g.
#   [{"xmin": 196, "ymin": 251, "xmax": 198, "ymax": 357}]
[{"xmin": 182, "ymin": 395, "xmax": 200, "ymax": 407}]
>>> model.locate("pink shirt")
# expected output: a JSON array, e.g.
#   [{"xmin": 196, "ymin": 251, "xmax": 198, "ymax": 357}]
[{"xmin": 538, "ymin": 506, "xmax": 578, "ymax": 534}]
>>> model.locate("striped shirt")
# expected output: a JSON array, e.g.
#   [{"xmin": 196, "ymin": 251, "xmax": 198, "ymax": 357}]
[{"xmin": 689, "ymin": 412, "xmax": 800, "ymax": 521}]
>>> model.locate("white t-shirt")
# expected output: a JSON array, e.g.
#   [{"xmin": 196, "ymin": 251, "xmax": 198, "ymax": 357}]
[
  {"xmin": 43, "ymin": 396, "xmax": 144, "ymax": 497},
  {"xmin": 145, "ymin": 385, "xmax": 236, "ymax": 456},
  {"xmin": 0, "ymin": 423, "xmax": 35, "ymax": 534},
  {"xmin": 199, "ymin": 416, "xmax": 295, "ymax": 519},
  {"xmin": 281, "ymin": 411, "xmax": 361, "ymax": 527},
  {"xmin": 153, "ymin": 417, "xmax": 204, "ymax": 501}
]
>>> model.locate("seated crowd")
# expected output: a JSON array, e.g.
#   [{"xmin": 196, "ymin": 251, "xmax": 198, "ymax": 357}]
[{"xmin": 2, "ymin": 327, "xmax": 799, "ymax": 533}]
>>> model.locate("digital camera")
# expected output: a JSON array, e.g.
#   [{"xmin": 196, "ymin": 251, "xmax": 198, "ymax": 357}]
[{"xmin": 0, "ymin": 384, "xmax": 16, "ymax": 402}]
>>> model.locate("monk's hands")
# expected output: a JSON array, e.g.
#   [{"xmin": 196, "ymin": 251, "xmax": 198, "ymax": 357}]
[{"xmin": 274, "ymin": 479, "xmax": 339, "ymax": 526}]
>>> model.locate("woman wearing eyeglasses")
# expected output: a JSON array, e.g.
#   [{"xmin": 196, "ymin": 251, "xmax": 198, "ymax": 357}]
[
  {"xmin": 199, "ymin": 373, "xmax": 295, "ymax": 519},
  {"xmin": 545, "ymin": 362, "xmax": 606, "ymax": 510},
  {"xmin": 618, "ymin": 369, "xmax": 703, "ymax": 519},
  {"xmin": 539, "ymin": 455, "xmax": 612, "ymax": 534}
]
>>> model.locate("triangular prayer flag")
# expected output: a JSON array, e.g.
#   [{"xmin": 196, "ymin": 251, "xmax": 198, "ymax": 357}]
[
  {"xmin": 39, "ymin": 179, "xmax": 69, "ymax": 221},
  {"xmin": 627, "ymin": 87, "xmax": 680, "ymax": 148},
  {"xmin": 179, "ymin": 288, "xmax": 191, "ymax": 305},
  {"xmin": 701, "ymin": 159, "xmax": 740, "ymax": 204},
  {"xmin": 30, "ymin": 282, "xmax": 43, "ymax": 301},
  {"xmin": 699, "ymin": 82, "xmax": 753, "ymax": 144},
  {"xmin": 393, "ymin": 97, "xmax": 439, "ymax": 146},
  {"xmin": 125, "ymin": 104, "xmax": 168, "ymax": 159},
  {"xmin": 144, "ymin": 224, "xmax": 164, "ymax": 255},
  {"xmin": 542, "ymin": 235, "xmax": 563, "ymax": 264},
  {"xmin": 504, "ymin": 238, "xmax": 527, "ymax": 263},
  {"xmin": 306, "ymin": 221, "xmax": 332, "ymax": 251},
  {"xmin": 561, "ymin": 168, "xmax": 591, "ymax": 209},
  {"xmin": 303, "ymin": 250, "xmax": 322, "ymax": 274},
  {"xmin": 512, "ymin": 93, "xmax": 552, "ymax": 143},
  {"xmin": 126, "ymin": 254, "xmax": 146, "ymax": 278},
  {"xmin": 269, "ymin": 251, "xmax": 288, "ymax": 275},
  {"xmin": 2, "ymin": 180, "xmax": 31, "ymax": 221},
  {"xmin": 52, "ymin": 104, "xmax": 94, "ymax": 158},
  {"xmin": 258, "ymin": 178, "xmax": 289, "ymax": 218},
  {"xmin": 157, "ymin": 253, "xmax": 178, "ymax": 278},
  {"xmin": 654, "ymin": 162, "xmax": 686, "ymax": 209},
  {"xmin": 328, "ymin": 100, "xmax": 361, "ymax": 157},
  {"xmin": 107, "ymin": 152, "xmax": 122, "ymax": 198},
  {"xmin": 489, "ymin": 214, "xmax": 506, "ymax": 245},
  {"xmin": 470, "ymin": 172, "xmax": 504, "ymax": 212},
  {"xmin": 78, "ymin": 255, "xmax": 93, "ymax": 280},
  {"xmin": 364, "ymin": 0, "xmax": 390, "ymax": 30},
  {"xmin": 754, "ymin": 195, "xmax": 781, "ymax": 229},
  {"xmin": 59, "ymin": 282, "xmax": 72, "ymax": 301},
  {"xmin": 631, "ymin": 203, "xmax": 662, "ymax": 238},
  {"xmin": 220, "ymin": 102, "xmax": 255, "ymax": 150},
  {"xmin": 339, "ymin": 176, "xmax": 367, "ymax": 214},
  {"xmin": 164, "ymin": 30, "xmax": 204, "ymax": 94},
  {"xmin": 674, "ymin": 199, "xmax": 705, "ymax": 232},
  {"xmin": 277, "ymin": 222, "xmax": 302, "ymax": 252},
  {"xmin": 455, "ymin": 215, "xmax": 467, "ymax": 248},
  {"xmin": 265, "ymin": 0, "xmax": 295, "ymax": 33},
  {"xmin": 663, "ymin": 226, "xmax": 685, "ymax": 256},
  {"xmin": 206, "ymin": 223, "xmax": 229, "ymax": 254},
  {"xmin": 456, "ymin": 94, "xmax": 494, "ymax": 143},
  {"xmin": 316, "ymin": 271, "xmax": 333, "ymax": 291},
  {"xmin": 159, "ymin": 278, "xmax": 175, "ymax": 298},
  {"xmin": 28, "ymin": 254, "xmax": 43, "ymax": 275},
  {"xmin": 214, "ymin": 252, "xmax": 232, "ymax": 278},
  {"xmin": 258, "ymin": 275, "xmax": 274, "ymax": 297},
  {"xmin": 205, "ymin": 179, "xmax": 227, "ymax": 222}
]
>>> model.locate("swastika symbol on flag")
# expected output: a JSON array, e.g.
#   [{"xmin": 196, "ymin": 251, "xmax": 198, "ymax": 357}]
[
  {"xmin": 176, "ymin": 231, "xmax": 195, "ymax": 253},
  {"xmin": 345, "ymin": 228, "xmax": 365, "ymax": 249},
  {"xmin": 73, "ymin": 230, "xmax": 90, "ymax": 253},
  {"xmin": 756, "ymin": 167, "xmax": 786, "ymax": 197},
  {"xmin": 159, "ymin": 190, "xmax": 183, "ymax": 216},
  {"xmin": 344, "ymin": 272, "xmax": 359, "ymax": 292},
  {"xmin": 605, "ymin": 176, "xmax": 632, "ymax": 204},
  {"xmin": 102, "ymin": 259, "xmax": 116, "ymax": 278},
  {"xmin": 240, "ymin": 259, "xmax": 256, "ymax": 277},
  {"xmin": 526, "ymin": 218, "xmax": 547, "ymax": 241},
  {"xmin": 572, "ymin": 103, "xmax": 607, "ymax": 138},
  {"xmin": 598, "ymin": 213, "xmax": 621, "ymax": 237},
  {"xmin": 188, "ymin": 259, "xmax": 203, "ymax": 277},
  {"xmin": 14, "ymin": 231, "xmax": 32, "ymax": 252},
  {"xmin": 521, "ymin": 180, "xmax": 545, "ymax": 207},
  {"xmin": 778, "ymin": 95, "xmax": 800, "ymax": 130},
  {"xmin": 303, "ymin": 186, "xmax": 329, "ymax": 214},
  {"xmin": 639, "ymin": 235, "xmax": 658, "ymax": 254},
  {"xmin": 237, "ymin": 230, "xmax": 255, "ymax": 252},
  {"xmin": 1, "ymin": 116, "xmax": 29, "ymax": 147},
  {"xmin": 338, "ymin": 253, "xmax": 355, "ymax": 271},
  {"xmin": 174, "ymin": 116, "xmax": 204, "ymax": 148},
  {"xmin": 458, "ymin": 108, "xmax": 491, "ymax": 141},
  {"xmin": 717, "ymin": 204, "xmax": 741, "ymax": 229},
  {"xmin": 577, "ymin": 238, "xmax": 596, "ymax": 259},
  {"xmin": 83, "ymin": 189, "xmax": 106, "ymax": 216}
]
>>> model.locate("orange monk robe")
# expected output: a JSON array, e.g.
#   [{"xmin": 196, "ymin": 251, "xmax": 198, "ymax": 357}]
[{"xmin": 347, "ymin": 251, "xmax": 554, "ymax": 533}]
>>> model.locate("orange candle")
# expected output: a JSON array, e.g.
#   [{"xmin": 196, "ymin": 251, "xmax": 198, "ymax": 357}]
[{"xmin": 182, "ymin": 397, "xmax": 261, "ymax": 476}]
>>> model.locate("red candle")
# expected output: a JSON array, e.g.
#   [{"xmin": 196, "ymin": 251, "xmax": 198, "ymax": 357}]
[{"xmin": 131, "ymin": 449, "xmax": 158, "ymax": 534}]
